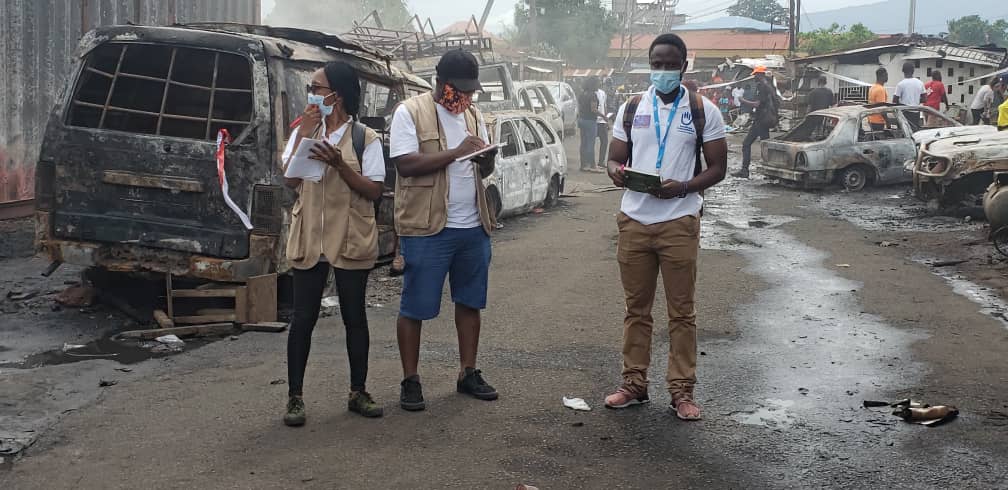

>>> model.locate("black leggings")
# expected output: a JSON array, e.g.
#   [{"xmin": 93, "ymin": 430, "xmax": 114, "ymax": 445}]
[{"xmin": 287, "ymin": 262, "xmax": 371, "ymax": 397}]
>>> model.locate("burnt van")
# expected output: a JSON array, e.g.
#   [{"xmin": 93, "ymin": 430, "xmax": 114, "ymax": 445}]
[{"xmin": 35, "ymin": 24, "xmax": 429, "ymax": 283}]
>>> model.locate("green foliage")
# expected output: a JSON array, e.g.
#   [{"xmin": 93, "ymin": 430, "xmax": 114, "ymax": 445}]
[
  {"xmin": 947, "ymin": 15, "xmax": 1008, "ymax": 47},
  {"xmin": 727, "ymin": 0, "xmax": 788, "ymax": 25},
  {"xmin": 799, "ymin": 23, "xmax": 877, "ymax": 56},
  {"xmin": 512, "ymin": 0, "xmax": 619, "ymax": 66},
  {"xmin": 266, "ymin": 0, "xmax": 412, "ymax": 33}
]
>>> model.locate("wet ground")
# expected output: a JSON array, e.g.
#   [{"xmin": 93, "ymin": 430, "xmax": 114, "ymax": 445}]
[{"xmin": 1, "ymin": 137, "xmax": 1007, "ymax": 487}]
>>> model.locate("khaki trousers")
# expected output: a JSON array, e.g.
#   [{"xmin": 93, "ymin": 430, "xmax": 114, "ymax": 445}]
[{"xmin": 616, "ymin": 212, "xmax": 699, "ymax": 398}]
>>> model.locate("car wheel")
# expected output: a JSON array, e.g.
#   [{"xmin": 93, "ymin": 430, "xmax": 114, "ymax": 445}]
[
  {"xmin": 840, "ymin": 166, "xmax": 869, "ymax": 192},
  {"xmin": 544, "ymin": 176, "xmax": 560, "ymax": 208}
]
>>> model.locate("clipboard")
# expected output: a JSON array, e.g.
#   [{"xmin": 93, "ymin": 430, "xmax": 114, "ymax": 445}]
[
  {"xmin": 623, "ymin": 167, "xmax": 662, "ymax": 193},
  {"xmin": 454, "ymin": 143, "xmax": 506, "ymax": 162}
]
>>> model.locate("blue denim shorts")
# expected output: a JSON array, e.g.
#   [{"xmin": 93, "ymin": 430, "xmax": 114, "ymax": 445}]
[{"xmin": 399, "ymin": 226, "xmax": 491, "ymax": 321}]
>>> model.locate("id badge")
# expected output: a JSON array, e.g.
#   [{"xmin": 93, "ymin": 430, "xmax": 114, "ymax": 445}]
[{"xmin": 632, "ymin": 114, "xmax": 651, "ymax": 128}]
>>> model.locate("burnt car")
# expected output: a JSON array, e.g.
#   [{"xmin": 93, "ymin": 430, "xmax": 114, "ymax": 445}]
[
  {"xmin": 35, "ymin": 24, "xmax": 429, "ymax": 283},
  {"xmin": 913, "ymin": 131, "xmax": 1008, "ymax": 207},
  {"xmin": 483, "ymin": 111, "xmax": 567, "ymax": 218},
  {"xmin": 759, "ymin": 104, "xmax": 959, "ymax": 191}
]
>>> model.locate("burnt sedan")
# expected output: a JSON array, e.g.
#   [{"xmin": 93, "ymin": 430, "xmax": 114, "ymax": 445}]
[{"xmin": 759, "ymin": 104, "xmax": 959, "ymax": 191}]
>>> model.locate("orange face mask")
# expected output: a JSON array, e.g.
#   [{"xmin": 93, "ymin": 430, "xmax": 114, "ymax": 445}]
[{"xmin": 438, "ymin": 83, "xmax": 473, "ymax": 114}]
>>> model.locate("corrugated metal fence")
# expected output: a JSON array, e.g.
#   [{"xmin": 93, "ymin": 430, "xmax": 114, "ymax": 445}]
[{"xmin": 0, "ymin": 0, "xmax": 261, "ymax": 209}]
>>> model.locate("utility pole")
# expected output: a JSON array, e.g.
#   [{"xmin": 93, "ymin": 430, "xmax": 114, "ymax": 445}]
[
  {"xmin": 795, "ymin": 0, "xmax": 801, "ymax": 41},
  {"xmin": 788, "ymin": 0, "xmax": 796, "ymax": 52},
  {"xmin": 529, "ymin": 0, "xmax": 538, "ymax": 51},
  {"xmin": 908, "ymin": 0, "xmax": 916, "ymax": 35}
]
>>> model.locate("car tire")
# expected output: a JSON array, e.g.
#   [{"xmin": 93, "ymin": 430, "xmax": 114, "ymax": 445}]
[
  {"xmin": 840, "ymin": 166, "xmax": 869, "ymax": 192},
  {"xmin": 544, "ymin": 176, "xmax": 560, "ymax": 208}
]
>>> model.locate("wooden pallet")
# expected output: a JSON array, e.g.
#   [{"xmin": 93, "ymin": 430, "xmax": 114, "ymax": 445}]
[{"xmin": 154, "ymin": 273, "xmax": 277, "ymax": 328}]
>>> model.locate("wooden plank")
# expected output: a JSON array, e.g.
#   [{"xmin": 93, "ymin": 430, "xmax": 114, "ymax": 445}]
[
  {"xmin": 118, "ymin": 323, "xmax": 235, "ymax": 340},
  {"xmin": 245, "ymin": 273, "xmax": 277, "ymax": 324},
  {"xmin": 195, "ymin": 308, "xmax": 236, "ymax": 316},
  {"xmin": 234, "ymin": 286, "xmax": 248, "ymax": 324},
  {"xmin": 174, "ymin": 314, "xmax": 236, "ymax": 325},
  {"xmin": 153, "ymin": 309, "xmax": 175, "ymax": 329},
  {"xmin": 241, "ymin": 322, "xmax": 288, "ymax": 333},
  {"xmin": 102, "ymin": 170, "xmax": 204, "ymax": 193},
  {"xmin": 171, "ymin": 288, "xmax": 237, "ymax": 298},
  {"xmin": 165, "ymin": 273, "xmax": 173, "ymax": 319}
]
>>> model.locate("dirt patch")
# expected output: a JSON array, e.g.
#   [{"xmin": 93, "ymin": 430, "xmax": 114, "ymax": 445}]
[{"xmin": 0, "ymin": 218, "xmax": 34, "ymax": 258}]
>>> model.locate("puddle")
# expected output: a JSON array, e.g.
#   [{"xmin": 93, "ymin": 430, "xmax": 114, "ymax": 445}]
[
  {"xmin": 0, "ymin": 335, "xmax": 216, "ymax": 369},
  {"xmin": 732, "ymin": 399, "xmax": 796, "ymax": 428},
  {"xmin": 915, "ymin": 257, "xmax": 1008, "ymax": 330},
  {"xmin": 806, "ymin": 188, "xmax": 982, "ymax": 234}
]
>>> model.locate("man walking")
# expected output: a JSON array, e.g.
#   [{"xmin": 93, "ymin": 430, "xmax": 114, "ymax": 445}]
[
  {"xmin": 596, "ymin": 80, "xmax": 610, "ymax": 171},
  {"xmin": 578, "ymin": 78, "xmax": 605, "ymax": 172},
  {"xmin": 734, "ymin": 66, "xmax": 777, "ymax": 178},
  {"xmin": 894, "ymin": 62, "xmax": 925, "ymax": 127},
  {"xmin": 924, "ymin": 71, "xmax": 949, "ymax": 126},
  {"xmin": 971, "ymin": 78, "xmax": 996, "ymax": 125},
  {"xmin": 807, "ymin": 76, "xmax": 835, "ymax": 112},
  {"xmin": 389, "ymin": 49, "xmax": 499, "ymax": 411},
  {"xmin": 604, "ymin": 33, "xmax": 728, "ymax": 420},
  {"xmin": 868, "ymin": 67, "xmax": 889, "ymax": 130}
]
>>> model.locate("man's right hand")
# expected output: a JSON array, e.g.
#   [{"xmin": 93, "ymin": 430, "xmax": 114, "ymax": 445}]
[
  {"xmin": 298, "ymin": 104, "xmax": 322, "ymax": 138},
  {"xmin": 607, "ymin": 161, "xmax": 625, "ymax": 187},
  {"xmin": 454, "ymin": 135, "xmax": 487, "ymax": 160}
]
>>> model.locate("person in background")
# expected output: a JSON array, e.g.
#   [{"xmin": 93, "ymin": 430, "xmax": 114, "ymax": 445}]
[
  {"xmin": 719, "ymin": 88, "xmax": 732, "ymax": 117},
  {"xmin": 807, "ymin": 76, "xmax": 835, "ymax": 112},
  {"xmin": 742, "ymin": 83, "xmax": 756, "ymax": 114},
  {"xmin": 604, "ymin": 33, "xmax": 728, "ymax": 420},
  {"xmin": 734, "ymin": 66, "xmax": 778, "ymax": 179},
  {"xmin": 894, "ymin": 62, "xmax": 926, "ymax": 128},
  {"xmin": 389, "ymin": 49, "xmax": 499, "ymax": 412},
  {"xmin": 578, "ymin": 77, "xmax": 605, "ymax": 172},
  {"xmin": 281, "ymin": 61, "xmax": 387, "ymax": 426},
  {"xmin": 998, "ymin": 93, "xmax": 1008, "ymax": 131},
  {"xmin": 868, "ymin": 67, "xmax": 889, "ymax": 130},
  {"xmin": 971, "ymin": 78, "xmax": 996, "ymax": 125},
  {"xmin": 732, "ymin": 85, "xmax": 744, "ymax": 108},
  {"xmin": 991, "ymin": 78, "xmax": 1007, "ymax": 125},
  {"xmin": 924, "ymin": 71, "xmax": 948, "ymax": 126},
  {"xmin": 595, "ymin": 79, "xmax": 610, "ymax": 171}
]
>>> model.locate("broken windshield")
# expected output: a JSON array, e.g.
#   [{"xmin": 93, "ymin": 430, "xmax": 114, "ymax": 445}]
[{"xmin": 778, "ymin": 115, "xmax": 839, "ymax": 143}]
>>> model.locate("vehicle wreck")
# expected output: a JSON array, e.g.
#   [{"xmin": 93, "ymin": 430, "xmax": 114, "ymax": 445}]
[
  {"xmin": 759, "ymin": 104, "xmax": 959, "ymax": 192},
  {"xmin": 912, "ymin": 131, "xmax": 1008, "ymax": 208}
]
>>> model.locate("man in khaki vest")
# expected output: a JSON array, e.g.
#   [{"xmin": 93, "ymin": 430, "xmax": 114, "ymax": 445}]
[{"xmin": 389, "ymin": 50, "xmax": 498, "ymax": 411}]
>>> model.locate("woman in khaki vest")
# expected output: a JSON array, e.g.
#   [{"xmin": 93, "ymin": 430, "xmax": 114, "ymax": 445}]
[{"xmin": 281, "ymin": 62, "xmax": 385, "ymax": 425}]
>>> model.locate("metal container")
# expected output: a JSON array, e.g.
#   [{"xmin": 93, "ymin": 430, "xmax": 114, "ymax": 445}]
[
  {"xmin": 983, "ymin": 172, "xmax": 1008, "ymax": 255},
  {"xmin": 0, "ymin": 0, "xmax": 260, "ymax": 215}
]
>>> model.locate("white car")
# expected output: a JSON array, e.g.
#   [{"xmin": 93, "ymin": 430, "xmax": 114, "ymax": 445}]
[
  {"xmin": 515, "ymin": 81, "xmax": 566, "ymax": 139},
  {"xmin": 483, "ymin": 111, "xmax": 567, "ymax": 218},
  {"xmin": 548, "ymin": 81, "xmax": 578, "ymax": 133}
]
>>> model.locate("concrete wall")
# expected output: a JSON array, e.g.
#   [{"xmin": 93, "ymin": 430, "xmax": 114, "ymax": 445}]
[{"xmin": 0, "ymin": 0, "xmax": 261, "ymax": 206}]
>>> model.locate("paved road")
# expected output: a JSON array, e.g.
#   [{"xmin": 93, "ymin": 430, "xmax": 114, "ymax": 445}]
[{"xmin": 3, "ymin": 147, "xmax": 1008, "ymax": 488}]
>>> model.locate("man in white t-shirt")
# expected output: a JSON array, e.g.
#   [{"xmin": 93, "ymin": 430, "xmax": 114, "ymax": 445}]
[
  {"xmin": 894, "ymin": 61, "xmax": 926, "ymax": 127},
  {"xmin": 603, "ymin": 33, "xmax": 728, "ymax": 421},
  {"xmin": 389, "ymin": 50, "xmax": 499, "ymax": 412},
  {"xmin": 732, "ymin": 86, "xmax": 744, "ymax": 108},
  {"xmin": 596, "ymin": 85, "xmax": 609, "ymax": 169}
]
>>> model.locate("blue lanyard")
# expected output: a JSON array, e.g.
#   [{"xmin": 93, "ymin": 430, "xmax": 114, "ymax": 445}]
[{"xmin": 652, "ymin": 89, "xmax": 685, "ymax": 170}]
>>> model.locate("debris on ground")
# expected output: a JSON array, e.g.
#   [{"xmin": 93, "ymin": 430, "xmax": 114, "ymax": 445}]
[
  {"xmin": 241, "ymin": 322, "xmax": 287, "ymax": 333},
  {"xmin": 835, "ymin": 264, "xmax": 851, "ymax": 268},
  {"xmin": 115, "ymin": 367, "xmax": 133, "ymax": 373},
  {"xmin": 562, "ymin": 397, "xmax": 591, "ymax": 411},
  {"xmin": 931, "ymin": 259, "xmax": 969, "ymax": 267},
  {"xmin": 62, "ymin": 343, "xmax": 87, "ymax": 352},
  {"xmin": 516, "ymin": 485, "xmax": 540, "ymax": 490},
  {"xmin": 270, "ymin": 379, "xmax": 286, "ymax": 385},
  {"xmin": 118, "ymin": 323, "xmax": 235, "ymax": 340},
  {"xmin": 6, "ymin": 289, "xmax": 40, "ymax": 301},
  {"xmin": 320, "ymin": 296, "xmax": 340, "ymax": 308},
  {"xmin": 55, "ymin": 285, "xmax": 97, "ymax": 307},
  {"xmin": 98, "ymin": 379, "xmax": 117, "ymax": 387},
  {"xmin": 862, "ymin": 398, "xmax": 959, "ymax": 426}
]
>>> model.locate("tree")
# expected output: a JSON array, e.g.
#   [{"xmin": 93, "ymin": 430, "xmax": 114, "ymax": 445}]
[
  {"xmin": 947, "ymin": 15, "xmax": 1008, "ymax": 47},
  {"xmin": 799, "ymin": 23, "xmax": 877, "ymax": 56},
  {"xmin": 512, "ymin": 0, "xmax": 619, "ymax": 66},
  {"xmin": 266, "ymin": 0, "xmax": 412, "ymax": 33},
  {"xmin": 727, "ymin": 0, "xmax": 788, "ymax": 26}
]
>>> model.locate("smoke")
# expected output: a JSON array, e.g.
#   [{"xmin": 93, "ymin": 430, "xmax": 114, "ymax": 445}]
[{"xmin": 265, "ymin": 0, "xmax": 412, "ymax": 33}]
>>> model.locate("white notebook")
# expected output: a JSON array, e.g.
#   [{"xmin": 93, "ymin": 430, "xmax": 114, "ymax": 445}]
[{"xmin": 283, "ymin": 137, "xmax": 327, "ymax": 183}]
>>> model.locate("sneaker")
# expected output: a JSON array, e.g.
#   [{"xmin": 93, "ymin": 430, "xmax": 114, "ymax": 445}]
[
  {"xmin": 283, "ymin": 396, "xmax": 306, "ymax": 426},
  {"xmin": 400, "ymin": 375, "xmax": 426, "ymax": 411},
  {"xmin": 731, "ymin": 170, "xmax": 750, "ymax": 179},
  {"xmin": 457, "ymin": 367, "xmax": 498, "ymax": 401},
  {"xmin": 604, "ymin": 386, "xmax": 650, "ymax": 409},
  {"xmin": 348, "ymin": 391, "xmax": 384, "ymax": 418}
]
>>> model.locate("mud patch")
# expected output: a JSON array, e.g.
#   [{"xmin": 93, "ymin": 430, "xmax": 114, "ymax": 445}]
[
  {"xmin": 0, "ymin": 335, "xmax": 216, "ymax": 369},
  {"xmin": 731, "ymin": 399, "xmax": 797, "ymax": 428}
]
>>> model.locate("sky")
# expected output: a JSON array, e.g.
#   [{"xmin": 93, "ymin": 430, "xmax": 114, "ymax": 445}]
[{"xmin": 260, "ymin": 1, "xmax": 887, "ymax": 34}]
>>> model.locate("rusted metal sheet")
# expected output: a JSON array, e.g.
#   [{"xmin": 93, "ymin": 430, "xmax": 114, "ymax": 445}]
[{"xmin": 0, "ymin": 0, "xmax": 259, "ymax": 210}]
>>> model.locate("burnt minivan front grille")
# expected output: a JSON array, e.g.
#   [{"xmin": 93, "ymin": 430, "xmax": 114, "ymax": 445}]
[
  {"xmin": 67, "ymin": 42, "xmax": 254, "ymax": 140},
  {"xmin": 251, "ymin": 185, "xmax": 282, "ymax": 235}
]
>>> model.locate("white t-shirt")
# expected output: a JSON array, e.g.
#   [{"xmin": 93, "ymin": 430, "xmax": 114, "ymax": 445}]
[
  {"xmin": 389, "ymin": 102, "xmax": 490, "ymax": 229},
  {"xmin": 282, "ymin": 119, "xmax": 385, "ymax": 182},
  {"xmin": 732, "ymin": 87, "xmax": 744, "ymax": 107},
  {"xmin": 612, "ymin": 86, "xmax": 726, "ymax": 225},
  {"xmin": 596, "ymin": 89, "xmax": 608, "ymax": 123},
  {"xmin": 971, "ymin": 84, "xmax": 994, "ymax": 110},
  {"xmin": 895, "ymin": 77, "xmax": 926, "ymax": 107}
]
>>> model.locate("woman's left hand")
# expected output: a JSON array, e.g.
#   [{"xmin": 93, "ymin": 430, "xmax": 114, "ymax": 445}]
[{"xmin": 309, "ymin": 141, "xmax": 344, "ymax": 169}]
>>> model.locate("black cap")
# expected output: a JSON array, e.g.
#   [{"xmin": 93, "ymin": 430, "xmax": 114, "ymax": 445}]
[{"xmin": 436, "ymin": 49, "xmax": 482, "ymax": 92}]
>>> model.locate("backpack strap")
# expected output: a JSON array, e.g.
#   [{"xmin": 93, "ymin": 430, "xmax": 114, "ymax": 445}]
[
  {"xmin": 622, "ymin": 94, "xmax": 642, "ymax": 167},
  {"xmin": 351, "ymin": 120, "xmax": 366, "ymax": 166},
  {"xmin": 688, "ymin": 91, "xmax": 706, "ymax": 178}
]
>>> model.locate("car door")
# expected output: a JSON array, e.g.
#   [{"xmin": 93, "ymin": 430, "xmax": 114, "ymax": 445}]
[
  {"xmin": 853, "ymin": 110, "xmax": 913, "ymax": 183},
  {"xmin": 515, "ymin": 117, "xmax": 549, "ymax": 205},
  {"xmin": 496, "ymin": 119, "xmax": 528, "ymax": 214},
  {"xmin": 562, "ymin": 83, "xmax": 579, "ymax": 126},
  {"xmin": 533, "ymin": 86, "xmax": 565, "ymax": 135},
  {"xmin": 531, "ymin": 116, "xmax": 566, "ymax": 181}
]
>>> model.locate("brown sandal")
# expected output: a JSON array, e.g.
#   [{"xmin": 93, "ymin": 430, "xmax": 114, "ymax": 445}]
[{"xmin": 673, "ymin": 397, "xmax": 702, "ymax": 421}]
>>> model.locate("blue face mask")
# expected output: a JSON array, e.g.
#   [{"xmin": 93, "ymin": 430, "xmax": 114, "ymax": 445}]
[
  {"xmin": 650, "ymin": 70, "xmax": 682, "ymax": 94},
  {"xmin": 307, "ymin": 93, "xmax": 335, "ymax": 117}
]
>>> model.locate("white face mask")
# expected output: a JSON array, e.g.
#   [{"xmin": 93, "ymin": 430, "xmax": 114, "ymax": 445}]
[{"xmin": 307, "ymin": 93, "xmax": 336, "ymax": 117}]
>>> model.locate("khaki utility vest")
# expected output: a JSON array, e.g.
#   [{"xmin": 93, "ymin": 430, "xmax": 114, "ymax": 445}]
[
  {"xmin": 394, "ymin": 93, "xmax": 495, "ymax": 237},
  {"xmin": 286, "ymin": 123, "xmax": 379, "ymax": 270}
]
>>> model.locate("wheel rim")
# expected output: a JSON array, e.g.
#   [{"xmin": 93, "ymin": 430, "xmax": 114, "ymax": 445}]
[{"xmin": 844, "ymin": 169, "xmax": 865, "ymax": 190}]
